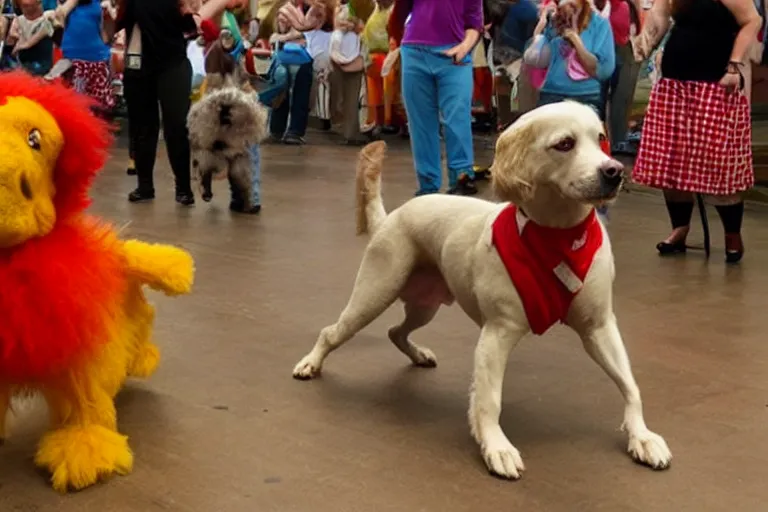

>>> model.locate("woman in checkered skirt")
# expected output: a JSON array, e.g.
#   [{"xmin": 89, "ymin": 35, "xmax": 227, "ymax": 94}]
[{"xmin": 632, "ymin": 0, "xmax": 762, "ymax": 264}]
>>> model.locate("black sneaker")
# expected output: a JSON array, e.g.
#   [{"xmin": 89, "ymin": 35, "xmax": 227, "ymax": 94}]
[
  {"xmin": 128, "ymin": 188, "xmax": 154, "ymax": 202},
  {"xmin": 283, "ymin": 133, "xmax": 305, "ymax": 145},
  {"xmin": 230, "ymin": 201, "xmax": 261, "ymax": 214},
  {"xmin": 175, "ymin": 191, "xmax": 195, "ymax": 206},
  {"xmin": 447, "ymin": 174, "xmax": 478, "ymax": 196}
]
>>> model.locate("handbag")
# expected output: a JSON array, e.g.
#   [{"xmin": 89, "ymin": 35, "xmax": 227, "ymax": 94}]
[
  {"xmin": 275, "ymin": 42, "xmax": 312, "ymax": 66},
  {"xmin": 523, "ymin": 34, "xmax": 550, "ymax": 69}
]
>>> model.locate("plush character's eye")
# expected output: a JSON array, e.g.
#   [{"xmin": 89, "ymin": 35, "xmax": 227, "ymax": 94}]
[
  {"xmin": 553, "ymin": 136, "xmax": 576, "ymax": 152},
  {"xmin": 28, "ymin": 129, "xmax": 41, "ymax": 151}
]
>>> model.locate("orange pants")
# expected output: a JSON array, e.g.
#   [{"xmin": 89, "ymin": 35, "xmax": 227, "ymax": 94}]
[
  {"xmin": 366, "ymin": 52, "xmax": 406, "ymax": 127},
  {"xmin": 472, "ymin": 67, "xmax": 493, "ymax": 114}
]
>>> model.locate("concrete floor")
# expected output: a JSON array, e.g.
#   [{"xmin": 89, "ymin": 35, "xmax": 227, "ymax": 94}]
[{"xmin": 1, "ymin": 136, "xmax": 767, "ymax": 511}]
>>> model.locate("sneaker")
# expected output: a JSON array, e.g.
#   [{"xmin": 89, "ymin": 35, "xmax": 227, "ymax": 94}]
[
  {"xmin": 447, "ymin": 174, "xmax": 478, "ymax": 196},
  {"xmin": 230, "ymin": 201, "xmax": 261, "ymax": 214},
  {"xmin": 283, "ymin": 133, "xmax": 305, "ymax": 145},
  {"xmin": 128, "ymin": 188, "xmax": 154, "ymax": 202},
  {"xmin": 175, "ymin": 191, "xmax": 195, "ymax": 206}
]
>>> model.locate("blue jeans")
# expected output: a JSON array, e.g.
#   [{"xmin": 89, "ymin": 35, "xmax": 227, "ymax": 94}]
[
  {"xmin": 401, "ymin": 44, "xmax": 474, "ymax": 194},
  {"xmin": 538, "ymin": 92, "xmax": 604, "ymax": 121},
  {"xmin": 269, "ymin": 61, "xmax": 313, "ymax": 138},
  {"xmin": 229, "ymin": 144, "xmax": 261, "ymax": 206}
]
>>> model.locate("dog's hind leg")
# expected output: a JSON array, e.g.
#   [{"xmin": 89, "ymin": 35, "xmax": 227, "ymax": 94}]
[
  {"xmin": 576, "ymin": 319, "xmax": 672, "ymax": 470},
  {"xmin": 293, "ymin": 236, "xmax": 418, "ymax": 380},
  {"xmin": 388, "ymin": 302, "xmax": 439, "ymax": 368},
  {"xmin": 0, "ymin": 387, "xmax": 9, "ymax": 444}
]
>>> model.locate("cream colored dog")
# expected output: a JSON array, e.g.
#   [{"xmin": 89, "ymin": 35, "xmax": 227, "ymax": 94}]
[{"xmin": 292, "ymin": 102, "xmax": 672, "ymax": 479}]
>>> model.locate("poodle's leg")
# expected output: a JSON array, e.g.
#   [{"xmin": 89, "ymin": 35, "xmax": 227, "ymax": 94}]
[
  {"xmin": 0, "ymin": 387, "xmax": 10, "ymax": 444},
  {"xmin": 293, "ymin": 235, "xmax": 417, "ymax": 379},
  {"xmin": 229, "ymin": 155, "xmax": 254, "ymax": 209},
  {"xmin": 37, "ymin": 367, "xmax": 133, "ymax": 492},
  {"xmin": 126, "ymin": 285, "xmax": 160, "ymax": 379},
  {"xmin": 388, "ymin": 302, "xmax": 440, "ymax": 368}
]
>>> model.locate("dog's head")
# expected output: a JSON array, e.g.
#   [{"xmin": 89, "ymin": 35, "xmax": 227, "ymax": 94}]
[
  {"xmin": 187, "ymin": 86, "xmax": 269, "ymax": 151},
  {"xmin": 491, "ymin": 101, "xmax": 624, "ymax": 207}
]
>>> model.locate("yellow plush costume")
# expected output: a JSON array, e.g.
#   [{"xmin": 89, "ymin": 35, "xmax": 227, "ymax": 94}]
[{"xmin": 0, "ymin": 72, "xmax": 195, "ymax": 492}]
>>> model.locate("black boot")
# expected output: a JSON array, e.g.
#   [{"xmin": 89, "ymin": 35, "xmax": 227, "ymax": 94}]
[{"xmin": 715, "ymin": 202, "xmax": 745, "ymax": 264}]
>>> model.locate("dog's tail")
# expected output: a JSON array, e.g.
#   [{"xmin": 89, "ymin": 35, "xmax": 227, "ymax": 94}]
[{"xmin": 355, "ymin": 141, "xmax": 387, "ymax": 236}]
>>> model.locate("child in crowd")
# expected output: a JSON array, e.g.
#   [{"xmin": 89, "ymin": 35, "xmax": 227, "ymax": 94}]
[
  {"xmin": 59, "ymin": 0, "xmax": 117, "ymax": 116},
  {"xmin": 361, "ymin": 0, "xmax": 398, "ymax": 135},
  {"xmin": 6, "ymin": 0, "xmax": 56, "ymax": 75}
]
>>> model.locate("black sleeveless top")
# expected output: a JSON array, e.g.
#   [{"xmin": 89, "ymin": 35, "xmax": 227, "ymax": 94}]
[{"xmin": 661, "ymin": 0, "xmax": 740, "ymax": 83}]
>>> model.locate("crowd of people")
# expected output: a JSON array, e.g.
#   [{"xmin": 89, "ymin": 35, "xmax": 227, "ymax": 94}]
[{"xmin": 0, "ymin": 0, "xmax": 764, "ymax": 263}]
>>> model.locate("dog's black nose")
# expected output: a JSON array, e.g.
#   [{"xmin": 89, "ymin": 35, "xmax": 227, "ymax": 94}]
[
  {"xmin": 219, "ymin": 104, "xmax": 233, "ymax": 125},
  {"xmin": 599, "ymin": 160, "xmax": 624, "ymax": 188}
]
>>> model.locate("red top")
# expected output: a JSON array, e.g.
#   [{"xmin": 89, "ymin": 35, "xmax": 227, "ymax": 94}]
[
  {"xmin": 491, "ymin": 205, "xmax": 604, "ymax": 335},
  {"xmin": 608, "ymin": 0, "xmax": 631, "ymax": 45}
]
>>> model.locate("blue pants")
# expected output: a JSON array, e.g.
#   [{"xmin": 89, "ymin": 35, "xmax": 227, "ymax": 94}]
[
  {"xmin": 269, "ymin": 61, "xmax": 313, "ymax": 138},
  {"xmin": 229, "ymin": 144, "xmax": 262, "ymax": 206},
  {"xmin": 538, "ymin": 92, "xmax": 604, "ymax": 121},
  {"xmin": 400, "ymin": 44, "xmax": 475, "ymax": 194}
]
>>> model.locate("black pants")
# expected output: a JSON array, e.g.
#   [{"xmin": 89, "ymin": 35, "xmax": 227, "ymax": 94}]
[
  {"xmin": 270, "ymin": 61, "xmax": 313, "ymax": 138},
  {"xmin": 124, "ymin": 59, "xmax": 193, "ymax": 195}
]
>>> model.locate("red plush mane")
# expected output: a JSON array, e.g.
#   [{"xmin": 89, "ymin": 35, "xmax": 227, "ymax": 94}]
[
  {"xmin": 0, "ymin": 218, "xmax": 127, "ymax": 383},
  {"xmin": 0, "ymin": 72, "xmax": 112, "ymax": 219}
]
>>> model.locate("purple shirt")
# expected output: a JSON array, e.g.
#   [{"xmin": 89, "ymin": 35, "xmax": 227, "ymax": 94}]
[{"xmin": 402, "ymin": 0, "xmax": 484, "ymax": 47}]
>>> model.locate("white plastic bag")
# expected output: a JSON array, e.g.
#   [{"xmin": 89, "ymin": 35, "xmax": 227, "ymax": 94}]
[{"xmin": 523, "ymin": 35, "xmax": 550, "ymax": 69}]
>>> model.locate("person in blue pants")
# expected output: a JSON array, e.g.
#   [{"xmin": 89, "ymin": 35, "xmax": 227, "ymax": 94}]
[{"xmin": 393, "ymin": 0, "xmax": 484, "ymax": 196}]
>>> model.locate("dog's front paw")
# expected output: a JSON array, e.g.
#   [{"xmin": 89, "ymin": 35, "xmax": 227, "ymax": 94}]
[
  {"xmin": 482, "ymin": 437, "xmax": 525, "ymax": 480},
  {"xmin": 292, "ymin": 355, "xmax": 322, "ymax": 380},
  {"xmin": 627, "ymin": 430, "xmax": 672, "ymax": 470}
]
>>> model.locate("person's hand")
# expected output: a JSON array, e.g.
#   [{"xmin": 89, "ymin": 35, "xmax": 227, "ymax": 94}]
[
  {"xmin": 720, "ymin": 70, "xmax": 742, "ymax": 93},
  {"xmin": 535, "ymin": 4, "xmax": 554, "ymax": 32},
  {"xmin": 562, "ymin": 28, "xmax": 581, "ymax": 47},
  {"xmin": 11, "ymin": 42, "xmax": 25, "ymax": 56},
  {"xmin": 389, "ymin": 37, "xmax": 397, "ymax": 51},
  {"xmin": 443, "ymin": 41, "xmax": 472, "ymax": 64}
]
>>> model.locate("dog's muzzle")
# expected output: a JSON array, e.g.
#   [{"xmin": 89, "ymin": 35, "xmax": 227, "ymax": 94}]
[{"xmin": 598, "ymin": 160, "xmax": 624, "ymax": 197}]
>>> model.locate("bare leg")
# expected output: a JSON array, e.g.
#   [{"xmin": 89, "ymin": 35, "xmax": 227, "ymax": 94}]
[
  {"xmin": 292, "ymin": 239, "xmax": 417, "ymax": 379},
  {"xmin": 577, "ymin": 319, "xmax": 672, "ymax": 469},
  {"xmin": 468, "ymin": 322, "xmax": 526, "ymax": 479},
  {"xmin": 387, "ymin": 302, "xmax": 439, "ymax": 367}
]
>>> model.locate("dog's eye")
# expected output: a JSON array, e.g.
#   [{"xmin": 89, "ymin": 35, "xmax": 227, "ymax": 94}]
[
  {"xmin": 553, "ymin": 137, "xmax": 576, "ymax": 152},
  {"xmin": 28, "ymin": 129, "xmax": 41, "ymax": 151}
]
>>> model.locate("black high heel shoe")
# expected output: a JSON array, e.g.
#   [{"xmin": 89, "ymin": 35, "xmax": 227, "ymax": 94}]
[
  {"xmin": 725, "ymin": 234, "xmax": 744, "ymax": 264},
  {"xmin": 656, "ymin": 240, "xmax": 687, "ymax": 255}
]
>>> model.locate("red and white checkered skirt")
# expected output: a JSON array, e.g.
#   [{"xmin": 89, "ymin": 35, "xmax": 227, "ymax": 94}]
[
  {"xmin": 71, "ymin": 60, "xmax": 115, "ymax": 111},
  {"xmin": 633, "ymin": 78, "xmax": 753, "ymax": 196}
]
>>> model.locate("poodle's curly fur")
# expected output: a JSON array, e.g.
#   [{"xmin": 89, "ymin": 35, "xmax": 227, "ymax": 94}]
[{"xmin": 187, "ymin": 85, "xmax": 268, "ymax": 208}]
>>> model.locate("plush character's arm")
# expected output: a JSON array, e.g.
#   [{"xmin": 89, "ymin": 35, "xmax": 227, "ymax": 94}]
[{"xmin": 122, "ymin": 240, "xmax": 195, "ymax": 296}]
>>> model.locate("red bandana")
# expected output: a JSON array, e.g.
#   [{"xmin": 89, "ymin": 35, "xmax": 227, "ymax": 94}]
[{"xmin": 491, "ymin": 205, "xmax": 604, "ymax": 335}]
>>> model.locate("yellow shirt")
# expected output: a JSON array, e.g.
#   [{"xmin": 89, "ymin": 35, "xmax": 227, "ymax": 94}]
[{"xmin": 362, "ymin": 4, "xmax": 391, "ymax": 54}]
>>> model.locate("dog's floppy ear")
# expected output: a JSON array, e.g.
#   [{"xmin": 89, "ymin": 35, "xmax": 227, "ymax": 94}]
[{"xmin": 491, "ymin": 120, "xmax": 538, "ymax": 204}]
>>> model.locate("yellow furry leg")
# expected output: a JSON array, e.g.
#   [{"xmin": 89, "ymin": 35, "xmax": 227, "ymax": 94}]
[
  {"xmin": 122, "ymin": 240, "xmax": 195, "ymax": 296},
  {"xmin": 37, "ymin": 370, "xmax": 133, "ymax": 493},
  {"xmin": 124, "ymin": 284, "xmax": 161, "ymax": 379},
  {"xmin": 35, "ymin": 424, "xmax": 133, "ymax": 493},
  {"xmin": 128, "ymin": 342, "xmax": 160, "ymax": 378}
]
